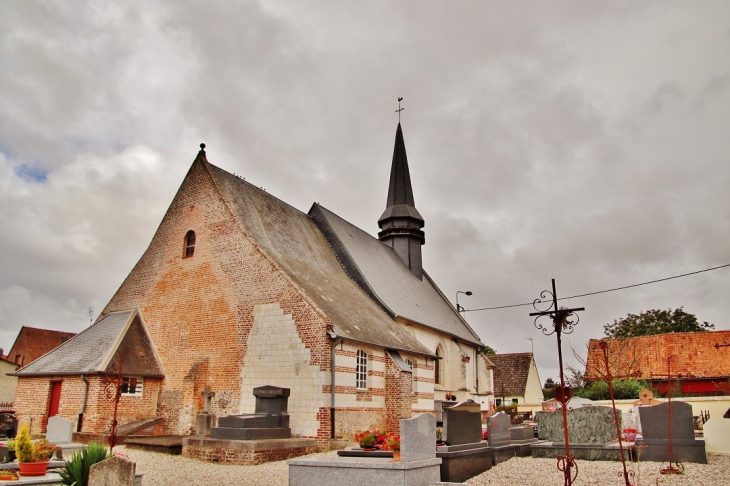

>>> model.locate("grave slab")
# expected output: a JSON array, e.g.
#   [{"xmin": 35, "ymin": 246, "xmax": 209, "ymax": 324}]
[
  {"xmin": 88, "ymin": 455, "xmax": 136, "ymax": 486},
  {"xmin": 442, "ymin": 400, "xmax": 481, "ymax": 446},
  {"xmin": 703, "ymin": 417, "xmax": 730, "ymax": 454},
  {"xmin": 536, "ymin": 406, "xmax": 619, "ymax": 444},
  {"xmin": 487, "ymin": 412, "xmax": 511, "ymax": 447}
]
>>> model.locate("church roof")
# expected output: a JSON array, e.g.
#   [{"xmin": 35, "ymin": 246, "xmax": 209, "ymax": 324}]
[
  {"xmin": 207, "ymin": 163, "xmax": 435, "ymax": 357},
  {"xmin": 378, "ymin": 123, "xmax": 424, "ymax": 223},
  {"xmin": 12, "ymin": 309, "xmax": 164, "ymax": 377},
  {"xmin": 311, "ymin": 204, "xmax": 482, "ymax": 346}
]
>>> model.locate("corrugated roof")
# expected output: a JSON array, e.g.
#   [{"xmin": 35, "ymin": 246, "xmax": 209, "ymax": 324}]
[
  {"xmin": 13, "ymin": 309, "xmax": 164, "ymax": 377},
  {"xmin": 207, "ymin": 164, "xmax": 434, "ymax": 357},
  {"xmin": 311, "ymin": 204, "xmax": 482, "ymax": 346},
  {"xmin": 489, "ymin": 353, "xmax": 534, "ymax": 397},
  {"xmin": 585, "ymin": 330, "xmax": 730, "ymax": 381}
]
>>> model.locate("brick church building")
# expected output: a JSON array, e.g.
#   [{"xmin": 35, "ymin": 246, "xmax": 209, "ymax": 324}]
[{"xmin": 13, "ymin": 124, "xmax": 493, "ymax": 449}]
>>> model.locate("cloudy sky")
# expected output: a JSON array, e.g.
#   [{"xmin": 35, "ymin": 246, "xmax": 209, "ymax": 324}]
[{"xmin": 1, "ymin": 1, "xmax": 729, "ymax": 384}]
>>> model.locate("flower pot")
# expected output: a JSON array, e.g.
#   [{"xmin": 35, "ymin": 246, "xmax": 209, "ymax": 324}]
[
  {"xmin": 18, "ymin": 461, "xmax": 50, "ymax": 477},
  {"xmin": 392, "ymin": 451, "xmax": 400, "ymax": 462},
  {"xmin": 0, "ymin": 474, "xmax": 18, "ymax": 481},
  {"xmin": 361, "ymin": 447, "xmax": 376, "ymax": 451}
]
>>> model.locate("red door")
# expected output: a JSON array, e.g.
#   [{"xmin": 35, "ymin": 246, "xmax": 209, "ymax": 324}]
[{"xmin": 48, "ymin": 382, "xmax": 62, "ymax": 417}]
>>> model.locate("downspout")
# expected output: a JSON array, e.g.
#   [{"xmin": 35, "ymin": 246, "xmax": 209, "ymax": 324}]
[
  {"xmin": 329, "ymin": 332, "xmax": 341, "ymax": 440},
  {"xmin": 78, "ymin": 374, "xmax": 89, "ymax": 432}
]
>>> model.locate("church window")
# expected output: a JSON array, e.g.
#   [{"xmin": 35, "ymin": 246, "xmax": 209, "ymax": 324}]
[
  {"xmin": 435, "ymin": 345, "xmax": 443, "ymax": 385},
  {"xmin": 356, "ymin": 350, "xmax": 368, "ymax": 389},
  {"xmin": 184, "ymin": 230, "xmax": 196, "ymax": 258},
  {"xmin": 121, "ymin": 377, "xmax": 144, "ymax": 397}
]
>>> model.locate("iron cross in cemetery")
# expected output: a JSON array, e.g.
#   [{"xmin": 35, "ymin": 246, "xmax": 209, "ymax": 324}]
[{"xmin": 529, "ymin": 279, "xmax": 584, "ymax": 486}]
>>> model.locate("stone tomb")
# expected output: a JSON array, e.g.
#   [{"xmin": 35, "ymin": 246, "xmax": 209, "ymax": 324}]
[
  {"xmin": 637, "ymin": 401, "xmax": 707, "ymax": 464},
  {"xmin": 183, "ymin": 385, "xmax": 317, "ymax": 465},
  {"xmin": 532, "ymin": 406, "xmax": 627, "ymax": 461},
  {"xmin": 289, "ymin": 413, "xmax": 441, "ymax": 486},
  {"xmin": 437, "ymin": 400, "xmax": 493, "ymax": 483},
  {"xmin": 210, "ymin": 385, "xmax": 291, "ymax": 440},
  {"xmin": 704, "ymin": 416, "xmax": 730, "ymax": 454}
]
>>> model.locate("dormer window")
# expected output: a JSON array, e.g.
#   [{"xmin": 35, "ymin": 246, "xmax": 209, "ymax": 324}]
[{"xmin": 184, "ymin": 231, "xmax": 196, "ymax": 258}]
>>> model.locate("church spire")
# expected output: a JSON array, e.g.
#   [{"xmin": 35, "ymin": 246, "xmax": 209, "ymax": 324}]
[{"xmin": 378, "ymin": 123, "xmax": 425, "ymax": 279}]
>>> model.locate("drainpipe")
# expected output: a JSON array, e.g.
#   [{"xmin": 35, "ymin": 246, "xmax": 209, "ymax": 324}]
[
  {"xmin": 78, "ymin": 375, "xmax": 89, "ymax": 432},
  {"xmin": 329, "ymin": 332, "xmax": 341, "ymax": 440}
]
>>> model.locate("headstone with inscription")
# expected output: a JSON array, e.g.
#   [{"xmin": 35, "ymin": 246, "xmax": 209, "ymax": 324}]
[
  {"xmin": 210, "ymin": 385, "xmax": 291, "ymax": 440},
  {"xmin": 637, "ymin": 401, "xmax": 707, "ymax": 463},
  {"xmin": 442, "ymin": 400, "xmax": 482, "ymax": 446},
  {"xmin": 46, "ymin": 416, "xmax": 74, "ymax": 444}
]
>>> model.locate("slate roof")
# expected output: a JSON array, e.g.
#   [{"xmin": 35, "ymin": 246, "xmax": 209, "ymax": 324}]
[
  {"xmin": 378, "ymin": 123, "xmax": 424, "ymax": 223},
  {"xmin": 207, "ymin": 163, "xmax": 435, "ymax": 357},
  {"xmin": 12, "ymin": 309, "xmax": 164, "ymax": 377},
  {"xmin": 585, "ymin": 330, "xmax": 730, "ymax": 381},
  {"xmin": 310, "ymin": 204, "xmax": 482, "ymax": 346},
  {"xmin": 7, "ymin": 327, "xmax": 77, "ymax": 366},
  {"xmin": 489, "ymin": 353, "xmax": 534, "ymax": 397}
]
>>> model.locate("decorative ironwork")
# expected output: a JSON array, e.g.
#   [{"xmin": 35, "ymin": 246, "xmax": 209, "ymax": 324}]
[
  {"xmin": 651, "ymin": 355, "xmax": 689, "ymax": 476},
  {"xmin": 529, "ymin": 279, "xmax": 584, "ymax": 486},
  {"xmin": 101, "ymin": 352, "xmax": 125, "ymax": 451},
  {"xmin": 585, "ymin": 341, "xmax": 638, "ymax": 486}
]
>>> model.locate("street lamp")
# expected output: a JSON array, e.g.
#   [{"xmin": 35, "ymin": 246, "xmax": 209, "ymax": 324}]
[{"xmin": 456, "ymin": 291, "xmax": 472, "ymax": 314}]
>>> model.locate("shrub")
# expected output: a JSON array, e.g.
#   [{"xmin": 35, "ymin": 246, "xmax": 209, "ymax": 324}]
[
  {"xmin": 59, "ymin": 442, "xmax": 110, "ymax": 486},
  {"xmin": 15, "ymin": 424, "xmax": 34, "ymax": 463}
]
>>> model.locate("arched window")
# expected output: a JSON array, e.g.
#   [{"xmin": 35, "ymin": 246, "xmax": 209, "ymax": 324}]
[
  {"xmin": 435, "ymin": 345, "xmax": 443, "ymax": 385},
  {"xmin": 356, "ymin": 350, "xmax": 368, "ymax": 389},
  {"xmin": 184, "ymin": 230, "xmax": 196, "ymax": 258}
]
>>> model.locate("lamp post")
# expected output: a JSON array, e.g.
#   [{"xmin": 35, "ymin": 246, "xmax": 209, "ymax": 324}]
[{"xmin": 456, "ymin": 290, "xmax": 472, "ymax": 314}]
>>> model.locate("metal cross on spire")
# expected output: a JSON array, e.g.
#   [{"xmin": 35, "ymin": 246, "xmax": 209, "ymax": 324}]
[
  {"xmin": 529, "ymin": 279, "xmax": 585, "ymax": 486},
  {"xmin": 395, "ymin": 97, "xmax": 404, "ymax": 122}
]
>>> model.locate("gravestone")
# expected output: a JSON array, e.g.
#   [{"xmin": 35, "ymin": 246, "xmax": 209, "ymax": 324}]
[
  {"xmin": 210, "ymin": 385, "xmax": 291, "ymax": 440},
  {"xmin": 46, "ymin": 416, "xmax": 74, "ymax": 444},
  {"xmin": 400, "ymin": 412, "xmax": 436, "ymax": 462},
  {"xmin": 195, "ymin": 386, "xmax": 215, "ymax": 437},
  {"xmin": 637, "ymin": 401, "xmax": 707, "ymax": 463},
  {"xmin": 510, "ymin": 426, "xmax": 534, "ymax": 441},
  {"xmin": 442, "ymin": 400, "xmax": 481, "ymax": 446},
  {"xmin": 89, "ymin": 455, "xmax": 136, "ymax": 486},
  {"xmin": 487, "ymin": 412, "xmax": 511, "ymax": 447},
  {"xmin": 536, "ymin": 406, "xmax": 618, "ymax": 444}
]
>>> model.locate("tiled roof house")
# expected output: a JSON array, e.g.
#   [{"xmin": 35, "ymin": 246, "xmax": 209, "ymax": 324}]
[
  {"xmin": 7, "ymin": 327, "xmax": 77, "ymax": 367},
  {"xmin": 12, "ymin": 124, "xmax": 494, "ymax": 449},
  {"xmin": 585, "ymin": 330, "xmax": 730, "ymax": 396},
  {"xmin": 488, "ymin": 353, "xmax": 544, "ymax": 405}
]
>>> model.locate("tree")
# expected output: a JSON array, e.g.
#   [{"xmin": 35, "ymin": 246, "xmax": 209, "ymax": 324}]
[
  {"xmin": 603, "ymin": 307, "xmax": 714, "ymax": 339},
  {"xmin": 479, "ymin": 345, "xmax": 497, "ymax": 355},
  {"xmin": 543, "ymin": 377, "xmax": 556, "ymax": 400}
]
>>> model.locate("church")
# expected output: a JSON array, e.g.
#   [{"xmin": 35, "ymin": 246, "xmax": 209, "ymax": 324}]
[{"xmin": 13, "ymin": 123, "xmax": 494, "ymax": 450}]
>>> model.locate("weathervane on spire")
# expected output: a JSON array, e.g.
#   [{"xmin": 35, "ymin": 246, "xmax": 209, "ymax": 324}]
[{"xmin": 395, "ymin": 97, "xmax": 404, "ymax": 122}]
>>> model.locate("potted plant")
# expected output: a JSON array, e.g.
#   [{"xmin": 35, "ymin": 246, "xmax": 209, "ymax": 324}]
[
  {"xmin": 621, "ymin": 428, "xmax": 637, "ymax": 442},
  {"xmin": 59, "ymin": 442, "xmax": 110, "ymax": 486},
  {"xmin": 386, "ymin": 434, "xmax": 400, "ymax": 462},
  {"xmin": 354, "ymin": 428, "xmax": 386, "ymax": 451},
  {"xmin": 436, "ymin": 426, "xmax": 444, "ymax": 445},
  {"xmin": 0, "ymin": 470, "xmax": 18, "ymax": 481},
  {"xmin": 5, "ymin": 440, "xmax": 15, "ymax": 463},
  {"xmin": 15, "ymin": 424, "xmax": 59, "ymax": 477}
]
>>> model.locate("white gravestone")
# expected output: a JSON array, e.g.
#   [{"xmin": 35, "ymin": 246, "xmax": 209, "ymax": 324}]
[{"xmin": 46, "ymin": 416, "xmax": 74, "ymax": 444}]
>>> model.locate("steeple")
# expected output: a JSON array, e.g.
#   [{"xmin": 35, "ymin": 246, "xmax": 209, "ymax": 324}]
[{"xmin": 378, "ymin": 123, "xmax": 425, "ymax": 279}]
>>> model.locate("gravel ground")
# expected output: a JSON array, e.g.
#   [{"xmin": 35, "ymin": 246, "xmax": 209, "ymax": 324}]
[
  {"xmin": 118, "ymin": 447, "xmax": 730, "ymax": 486},
  {"xmin": 467, "ymin": 454, "xmax": 730, "ymax": 486}
]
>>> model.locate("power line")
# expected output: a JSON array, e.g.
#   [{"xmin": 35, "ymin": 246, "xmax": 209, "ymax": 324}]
[{"xmin": 463, "ymin": 263, "xmax": 730, "ymax": 312}]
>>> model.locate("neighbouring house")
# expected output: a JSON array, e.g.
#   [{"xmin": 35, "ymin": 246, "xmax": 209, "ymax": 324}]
[
  {"xmin": 11, "ymin": 123, "xmax": 494, "ymax": 449},
  {"xmin": 6, "ymin": 327, "xmax": 77, "ymax": 367},
  {"xmin": 584, "ymin": 330, "xmax": 730, "ymax": 397},
  {"xmin": 488, "ymin": 353, "xmax": 544, "ymax": 406},
  {"xmin": 0, "ymin": 358, "xmax": 20, "ymax": 408}
]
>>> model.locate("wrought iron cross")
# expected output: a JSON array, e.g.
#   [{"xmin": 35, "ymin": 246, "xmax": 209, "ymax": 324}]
[
  {"xmin": 102, "ymin": 352, "xmax": 125, "ymax": 452},
  {"xmin": 395, "ymin": 97, "xmax": 404, "ymax": 122},
  {"xmin": 584, "ymin": 341, "xmax": 641, "ymax": 486},
  {"xmin": 650, "ymin": 355, "xmax": 692, "ymax": 475},
  {"xmin": 529, "ymin": 279, "xmax": 584, "ymax": 486}
]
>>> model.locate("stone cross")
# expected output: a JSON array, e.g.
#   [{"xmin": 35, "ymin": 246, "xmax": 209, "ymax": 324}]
[{"xmin": 201, "ymin": 386, "xmax": 215, "ymax": 413}]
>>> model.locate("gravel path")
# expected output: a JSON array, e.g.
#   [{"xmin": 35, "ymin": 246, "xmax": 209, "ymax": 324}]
[{"xmin": 118, "ymin": 447, "xmax": 730, "ymax": 486}]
